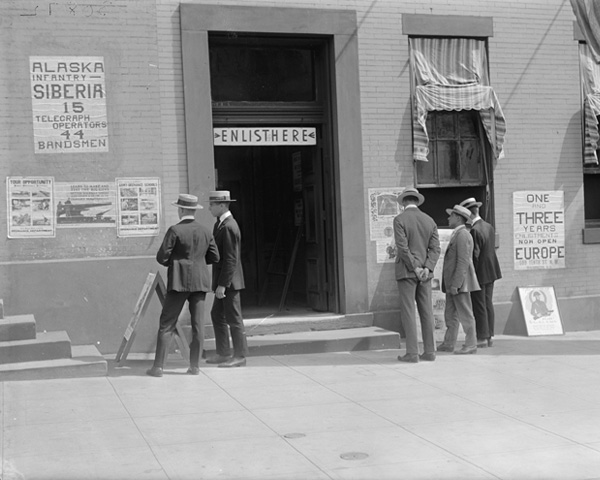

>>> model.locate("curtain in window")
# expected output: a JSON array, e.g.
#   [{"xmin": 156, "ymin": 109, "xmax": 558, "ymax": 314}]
[
  {"xmin": 579, "ymin": 43, "xmax": 600, "ymax": 165},
  {"xmin": 571, "ymin": 0, "xmax": 600, "ymax": 63},
  {"xmin": 410, "ymin": 37, "xmax": 506, "ymax": 162}
]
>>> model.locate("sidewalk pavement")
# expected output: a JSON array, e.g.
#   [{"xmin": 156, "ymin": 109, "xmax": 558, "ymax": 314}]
[{"xmin": 2, "ymin": 332, "xmax": 600, "ymax": 480}]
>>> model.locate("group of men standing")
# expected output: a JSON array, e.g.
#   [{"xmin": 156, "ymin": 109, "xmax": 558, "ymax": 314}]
[
  {"xmin": 394, "ymin": 187, "xmax": 502, "ymax": 362},
  {"xmin": 146, "ymin": 191, "xmax": 248, "ymax": 377}
]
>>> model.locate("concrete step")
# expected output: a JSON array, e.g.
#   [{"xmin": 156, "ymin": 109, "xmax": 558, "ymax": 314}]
[
  {"xmin": 181, "ymin": 311, "xmax": 373, "ymax": 340},
  {"xmin": 0, "ymin": 314, "xmax": 36, "ymax": 342},
  {"xmin": 0, "ymin": 345, "xmax": 107, "ymax": 381},
  {"xmin": 202, "ymin": 326, "xmax": 400, "ymax": 357},
  {"xmin": 0, "ymin": 330, "xmax": 72, "ymax": 364}
]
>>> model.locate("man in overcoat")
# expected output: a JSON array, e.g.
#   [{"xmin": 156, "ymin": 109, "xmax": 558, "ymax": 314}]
[
  {"xmin": 460, "ymin": 197, "xmax": 502, "ymax": 347},
  {"xmin": 206, "ymin": 190, "xmax": 248, "ymax": 368},
  {"xmin": 438, "ymin": 205, "xmax": 481, "ymax": 355},
  {"xmin": 147, "ymin": 193, "xmax": 219, "ymax": 377},
  {"xmin": 393, "ymin": 187, "xmax": 441, "ymax": 363}
]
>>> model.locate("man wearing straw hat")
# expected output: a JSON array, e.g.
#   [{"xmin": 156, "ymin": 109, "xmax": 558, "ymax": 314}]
[
  {"xmin": 147, "ymin": 193, "xmax": 220, "ymax": 377},
  {"xmin": 459, "ymin": 197, "xmax": 502, "ymax": 348},
  {"xmin": 206, "ymin": 190, "xmax": 249, "ymax": 368},
  {"xmin": 438, "ymin": 204, "xmax": 481, "ymax": 355},
  {"xmin": 393, "ymin": 187, "xmax": 440, "ymax": 363}
]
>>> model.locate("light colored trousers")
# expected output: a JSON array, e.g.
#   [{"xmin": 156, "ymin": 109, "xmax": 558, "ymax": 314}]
[{"xmin": 443, "ymin": 292, "xmax": 477, "ymax": 348}]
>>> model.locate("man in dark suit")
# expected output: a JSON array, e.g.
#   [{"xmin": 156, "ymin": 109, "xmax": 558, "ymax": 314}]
[
  {"xmin": 206, "ymin": 190, "xmax": 248, "ymax": 368},
  {"xmin": 147, "ymin": 193, "xmax": 220, "ymax": 377},
  {"xmin": 460, "ymin": 197, "xmax": 502, "ymax": 348},
  {"xmin": 393, "ymin": 187, "xmax": 441, "ymax": 363},
  {"xmin": 438, "ymin": 205, "xmax": 481, "ymax": 355}
]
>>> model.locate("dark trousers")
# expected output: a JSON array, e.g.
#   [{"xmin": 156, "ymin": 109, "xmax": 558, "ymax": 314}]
[
  {"xmin": 152, "ymin": 290, "xmax": 206, "ymax": 369},
  {"xmin": 211, "ymin": 289, "xmax": 248, "ymax": 358},
  {"xmin": 471, "ymin": 282, "xmax": 495, "ymax": 340},
  {"xmin": 396, "ymin": 278, "xmax": 436, "ymax": 355}
]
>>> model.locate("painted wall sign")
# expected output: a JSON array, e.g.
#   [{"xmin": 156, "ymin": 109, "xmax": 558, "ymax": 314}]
[
  {"xmin": 213, "ymin": 127, "xmax": 317, "ymax": 146},
  {"xmin": 7, "ymin": 177, "xmax": 55, "ymax": 238},
  {"xmin": 513, "ymin": 191, "xmax": 565, "ymax": 270},
  {"xmin": 30, "ymin": 56, "xmax": 108, "ymax": 153}
]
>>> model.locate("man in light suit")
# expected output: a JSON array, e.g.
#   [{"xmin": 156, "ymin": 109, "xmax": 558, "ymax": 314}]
[
  {"xmin": 393, "ymin": 187, "xmax": 441, "ymax": 363},
  {"xmin": 206, "ymin": 190, "xmax": 248, "ymax": 368},
  {"xmin": 147, "ymin": 194, "xmax": 220, "ymax": 377},
  {"xmin": 438, "ymin": 205, "xmax": 481, "ymax": 355},
  {"xmin": 460, "ymin": 198, "xmax": 502, "ymax": 348}
]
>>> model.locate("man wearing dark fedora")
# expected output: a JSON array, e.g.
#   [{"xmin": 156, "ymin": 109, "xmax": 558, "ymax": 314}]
[
  {"xmin": 459, "ymin": 197, "xmax": 502, "ymax": 348},
  {"xmin": 393, "ymin": 187, "xmax": 440, "ymax": 363},
  {"xmin": 147, "ymin": 193, "xmax": 220, "ymax": 377},
  {"xmin": 206, "ymin": 190, "xmax": 248, "ymax": 368},
  {"xmin": 438, "ymin": 205, "xmax": 480, "ymax": 355}
]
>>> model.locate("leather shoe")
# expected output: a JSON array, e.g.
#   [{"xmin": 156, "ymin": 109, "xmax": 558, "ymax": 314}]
[
  {"xmin": 219, "ymin": 357, "xmax": 246, "ymax": 368},
  {"xmin": 397, "ymin": 354, "xmax": 419, "ymax": 363},
  {"xmin": 436, "ymin": 344, "xmax": 454, "ymax": 352},
  {"xmin": 206, "ymin": 354, "xmax": 232, "ymax": 364},
  {"xmin": 146, "ymin": 367, "xmax": 163, "ymax": 377},
  {"xmin": 454, "ymin": 346, "xmax": 477, "ymax": 355},
  {"xmin": 187, "ymin": 367, "xmax": 200, "ymax": 375},
  {"xmin": 419, "ymin": 353, "xmax": 436, "ymax": 361},
  {"xmin": 477, "ymin": 341, "xmax": 488, "ymax": 348},
  {"xmin": 487, "ymin": 338, "xmax": 494, "ymax": 347}
]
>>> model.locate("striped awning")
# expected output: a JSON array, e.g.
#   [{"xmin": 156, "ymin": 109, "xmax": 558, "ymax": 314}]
[
  {"xmin": 580, "ymin": 43, "xmax": 600, "ymax": 165},
  {"xmin": 410, "ymin": 37, "xmax": 506, "ymax": 162}
]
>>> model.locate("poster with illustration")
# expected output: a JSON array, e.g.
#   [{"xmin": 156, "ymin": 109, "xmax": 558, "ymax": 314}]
[
  {"xmin": 116, "ymin": 178, "xmax": 160, "ymax": 237},
  {"xmin": 517, "ymin": 286, "xmax": 564, "ymax": 336},
  {"xmin": 55, "ymin": 182, "xmax": 116, "ymax": 228},
  {"xmin": 369, "ymin": 187, "xmax": 405, "ymax": 263},
  {"xmin": 7, "ymin": 177, "xmax": 55, "ymax": 238}
]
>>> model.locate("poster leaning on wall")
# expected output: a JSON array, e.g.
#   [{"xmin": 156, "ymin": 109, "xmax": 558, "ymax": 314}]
[{"xmin": 517, "ymin": 286, "xmax": 564, "ymax": 336}]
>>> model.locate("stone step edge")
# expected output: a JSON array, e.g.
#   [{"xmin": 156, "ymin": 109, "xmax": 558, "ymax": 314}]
[
  {"xmin": 0, "ymin": 345, "xmax": 107, "ymax": 380},
  {"xmin": 121, "ymin": 326, "xmax": 399, "ymax": 360}
]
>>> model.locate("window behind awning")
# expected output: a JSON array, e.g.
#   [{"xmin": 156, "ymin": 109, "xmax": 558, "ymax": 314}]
[{"xmin": 410, "ymin": 37, "xmax": 506, "ymax": 162}]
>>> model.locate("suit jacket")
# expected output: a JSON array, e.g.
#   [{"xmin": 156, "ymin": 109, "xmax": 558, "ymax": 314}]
[
  {"xmin": 156, "ymin": 219, "xmax": 220, "ymax": 292},
  {"xmin": 470, "ymin": 218, "xmax": 502, "ymax": 285},
  {"xmin": 212, "ymin": 215, "xmax": 245, "ymax": 291},
  {"xmin": 442, "ymin": 226, "xmax": 480, "ymax": 293},
  {"xmin": 393, "ymin": 207, "xmax": 441, "ymax": 280}
]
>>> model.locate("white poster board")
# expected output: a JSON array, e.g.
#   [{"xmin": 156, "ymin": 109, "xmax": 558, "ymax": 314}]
[
  {"xmin": 513, "ymin": 191, "xmax": 565, "ymax": 270},
  {"xmin": 517, "ymin": 286, "xmax": 564, "ymax": 336},
  {"xmin": 30, "ymin": 56, "xmax": 108, "ymax": 153}
]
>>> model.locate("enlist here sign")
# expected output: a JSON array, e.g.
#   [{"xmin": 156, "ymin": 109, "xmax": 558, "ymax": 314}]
[{"xmin": 213, "ymin": 127, "xmax": 317, "ymax": 146}]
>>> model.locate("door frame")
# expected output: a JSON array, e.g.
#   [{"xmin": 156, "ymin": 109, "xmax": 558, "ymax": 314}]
[{"xmin": 180, "ymin": 3, "xmax": 367, "ymax": 315}]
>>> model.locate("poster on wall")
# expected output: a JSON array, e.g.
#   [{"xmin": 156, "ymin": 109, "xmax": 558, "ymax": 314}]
[
  {"xmin": 7, "ymin": 177, "xmax": 55, "ymax": 238},
  {"xmin": 116, "ymin": 178, "xmax": 160, "ymax": 237},
  {"xmin": 369, "ymin": 187, "xmax": 405, "ymax": 263},
  {"xmin": 517, "ymin": 286, "xmax": 564, "ymax": 336},
  {"xmin": 513, "ymin": 191, "xmax": 565, "ymax": 270},
  {"xmin": 30, "ymin": 56, "xmax": 108, "ymax": 153},
  {"xmin": 55, "ymin": 182, "xmax": 117, "ymax": 228}
]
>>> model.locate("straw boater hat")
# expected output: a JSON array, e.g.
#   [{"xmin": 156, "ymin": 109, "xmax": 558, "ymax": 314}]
[
  {"xmin": 207, "ymin": 190, "xmax": 236, "ymax": 202},
  {"xmin": 396, "ymin": 187, "xmax": 425, "ymax": 206},
  {"xmin": 460, "ymin": 197, "xmax": 483, "ymax": 210},
  {"xmin": 172, "ymin": 193, "xmax": 203, "ymax": 209},
  {"xmin": 445, "ymin": 204, "xmax": 472, "ymax": 221}
]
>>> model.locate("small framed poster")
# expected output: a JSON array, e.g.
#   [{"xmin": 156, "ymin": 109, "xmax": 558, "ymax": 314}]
[{"xmin": 517, "ymin": 286, "xmax": 564, "ymax": 336}]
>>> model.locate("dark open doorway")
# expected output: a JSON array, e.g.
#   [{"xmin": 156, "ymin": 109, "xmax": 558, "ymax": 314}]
[{"xmin": 215, "ymin": 141, "xmax": 334, "ymax": 315}]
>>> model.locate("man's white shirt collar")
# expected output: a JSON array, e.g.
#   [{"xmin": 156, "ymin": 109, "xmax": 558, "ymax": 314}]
[
  {"xmin": 181, "ymin": 215, "xmax": 195, "ymax": 221},
  {"xmin": 219, "ymin": 211, "xmax": 232, "ymax": 223}
]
